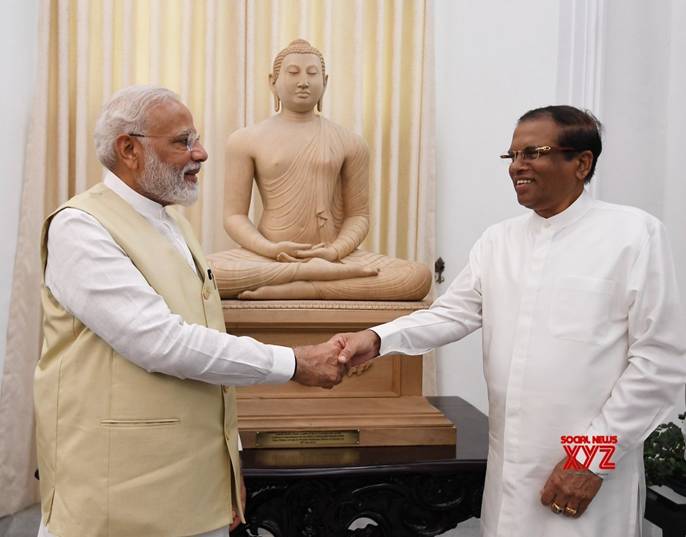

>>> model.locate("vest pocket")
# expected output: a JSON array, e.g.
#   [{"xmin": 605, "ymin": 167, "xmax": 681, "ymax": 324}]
[{"xmin": 100, "ymin": 418, "xmax": 180, "ymax": 428}]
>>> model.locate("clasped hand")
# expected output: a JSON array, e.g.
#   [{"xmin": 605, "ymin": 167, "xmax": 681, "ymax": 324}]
[
  {"xmin": 292, "ymin": 336, "xmax": 350, "ymax": 389},
  {"xmin": 292, "ymin": 330, "xmax": 381, "ymax": 389},
  {"xmin": 273, "ymin": 241, "xmax": 339, "ymax": 263}
]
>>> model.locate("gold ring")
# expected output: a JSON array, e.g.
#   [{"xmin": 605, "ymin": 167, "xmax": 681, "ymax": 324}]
[
  {"xmin": 565, "ymin": 506, "xmax": 577, "ymax": 516},
  {"xmin": 551, "ymin": 502, "xmax": 563, "ymax": 514}
]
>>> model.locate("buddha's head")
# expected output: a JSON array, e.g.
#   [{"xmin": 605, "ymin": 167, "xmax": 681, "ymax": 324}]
[{"xmin": 269, "ymin": 39, "xmax": 328, "ymax": 113}]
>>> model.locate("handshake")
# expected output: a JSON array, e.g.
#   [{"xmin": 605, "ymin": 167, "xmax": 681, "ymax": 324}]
[{"xmin": 291, "ymin": 329, "xmax": 382, "ymax": 389}]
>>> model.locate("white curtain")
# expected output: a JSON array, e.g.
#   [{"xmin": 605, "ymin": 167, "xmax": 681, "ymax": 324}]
[{"xmin": 0, "ymin": 0, "xmax": 51, "ymax": 516}]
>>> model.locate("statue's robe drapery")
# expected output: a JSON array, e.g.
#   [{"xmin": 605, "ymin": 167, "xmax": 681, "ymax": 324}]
[{"xmin": 210, "ymin": 117, "xmax": 431, "ymax": 300}]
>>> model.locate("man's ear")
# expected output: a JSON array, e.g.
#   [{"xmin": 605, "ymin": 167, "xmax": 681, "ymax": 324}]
[
  {"xmin": 576, "ymin": 150, "xmax": 593, "ymax": 182},
  {"xmin": 115, "ymin": 134, "xmax": 141, "ymax": 171}
]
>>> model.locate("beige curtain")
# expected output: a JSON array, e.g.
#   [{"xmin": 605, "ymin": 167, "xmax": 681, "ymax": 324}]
[{"xmin": 0, "ymin": 0, "xmax": 436, "ymax": 516}]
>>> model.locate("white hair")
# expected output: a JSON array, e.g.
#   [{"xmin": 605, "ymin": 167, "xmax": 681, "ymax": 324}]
[{"xmin": 93, "ymin": 85, "xmax": 180, "ymax": 169}]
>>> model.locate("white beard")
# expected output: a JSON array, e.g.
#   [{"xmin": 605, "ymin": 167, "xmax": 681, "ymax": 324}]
[{"xmin": 139, "ymin": 150, "xmax": 199, "ymax": 206}]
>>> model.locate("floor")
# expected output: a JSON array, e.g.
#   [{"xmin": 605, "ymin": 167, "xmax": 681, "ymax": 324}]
[
  {"xmin": 1, "ymin": 505, "xmax": 665, "ymax": 536},
  {"xmin": 0, "ymin": 505, "xmax": 41, "ymax": 537},
  {"xmin": 0, "ymin": 504, "xmax": 480, "ymax": 537}
]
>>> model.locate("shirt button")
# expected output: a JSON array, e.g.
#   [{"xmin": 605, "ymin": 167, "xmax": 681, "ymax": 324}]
[
  {"xmin": 223, "ymin": 386, "xmax": 230, "ymax": 394},
  {"xmin": 202, "ymin": 288, "xmax": 210, "ymax": 300}
]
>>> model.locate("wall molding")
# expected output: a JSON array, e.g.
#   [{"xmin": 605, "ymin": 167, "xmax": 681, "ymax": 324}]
[{"xmin": 556, "ymin": 0, "xmax": 606, "ymax": 197}]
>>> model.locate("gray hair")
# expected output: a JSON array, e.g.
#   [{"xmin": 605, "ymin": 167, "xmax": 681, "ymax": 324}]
[{"xmin": 94, "ymin": 85, "xmax": 180, "ymax": 169}]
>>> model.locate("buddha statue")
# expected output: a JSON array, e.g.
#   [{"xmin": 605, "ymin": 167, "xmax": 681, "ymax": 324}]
[{"xmin": 208, "ymin": 39, "xmax": 432, "ymax": 301}]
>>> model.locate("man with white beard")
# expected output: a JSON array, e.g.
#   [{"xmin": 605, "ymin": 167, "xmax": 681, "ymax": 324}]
[{"xmin": 35, "ymin": 85, "xmax": 349, "ymax": 537}]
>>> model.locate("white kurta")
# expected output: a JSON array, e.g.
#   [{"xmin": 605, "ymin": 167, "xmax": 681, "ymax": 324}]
[{"xmin": 374, "ymin": 190, "xmax": 686, "ymax": 537}]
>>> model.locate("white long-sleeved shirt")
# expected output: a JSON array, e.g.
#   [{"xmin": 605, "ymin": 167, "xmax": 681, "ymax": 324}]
[
  {"xmin": 45, "ymin": 171, "xmax": 295, "ymax": 385},
  {"xmin": 41, "ymin": 171, "xmax": 295, "ymax": 537},
  {"xmin": 374, "ymin": 189, "xmax": 686, "ymax": 537}
]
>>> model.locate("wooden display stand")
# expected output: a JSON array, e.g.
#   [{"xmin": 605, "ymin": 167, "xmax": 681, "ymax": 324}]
[{"xmin": 224, "ymin": 300, "xmax": 456, "ymax": 448}]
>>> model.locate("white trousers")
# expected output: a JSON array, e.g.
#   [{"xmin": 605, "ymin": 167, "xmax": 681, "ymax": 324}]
[{"xmin": 38, "ymin": 521, "xmax": 229, "ymax": 536}]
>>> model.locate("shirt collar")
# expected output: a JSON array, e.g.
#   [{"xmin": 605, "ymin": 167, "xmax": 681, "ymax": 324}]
[
  {"xmin": 530, "ymin": 188, "xmax": 594, "ymax": 231},
  {"xmin": 103, "ymin": 170, "xmax": 169, "ymax": 221}
]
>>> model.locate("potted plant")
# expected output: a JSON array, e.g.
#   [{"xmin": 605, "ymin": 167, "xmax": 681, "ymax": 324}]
[{"xmin": 644, "ymin": 412, "xmax": 686, "ymax": 496}]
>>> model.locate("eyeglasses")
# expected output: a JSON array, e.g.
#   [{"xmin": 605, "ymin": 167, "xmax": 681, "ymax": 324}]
[
  {"xmin": 129, "ymin": 131, "xmax": 201, "ymax": 152},
  {"xmin": 500, "ymin": 145, "xmax": 578, "ymax": 162}
]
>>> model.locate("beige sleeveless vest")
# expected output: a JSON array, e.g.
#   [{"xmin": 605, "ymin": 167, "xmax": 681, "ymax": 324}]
[{"xmin": 35, "ymin": 184, "xmax": 242, "ymax": 537}]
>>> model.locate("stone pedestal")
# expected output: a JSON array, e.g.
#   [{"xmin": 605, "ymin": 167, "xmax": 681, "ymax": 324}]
[{"xmin": 224, "ymin": 300, "xmax": 456, "ymax": 448}]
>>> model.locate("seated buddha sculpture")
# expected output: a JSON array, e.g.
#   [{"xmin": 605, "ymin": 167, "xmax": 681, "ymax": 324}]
[{"xmin": 209, "ymin": 39, "xmax": 432, "ymax": 301}]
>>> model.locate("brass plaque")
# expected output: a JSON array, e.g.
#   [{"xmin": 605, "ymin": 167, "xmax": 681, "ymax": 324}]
[
  {"xmin": 255, "ymin": 430, "xmax": 360, "ymax": 448},
  {"xmin": 253, "ymin": 448, "xmax": 362, "ymax": 466}
]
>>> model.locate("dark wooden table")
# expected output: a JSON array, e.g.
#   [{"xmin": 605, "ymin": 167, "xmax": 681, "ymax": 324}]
[
  {"xmin": 645, "ymin": 485, "xmax": 686, "ymax": 537},
  {"xmin": 234, "ymin": 396, "xmax": 488, "ymax": 537}
]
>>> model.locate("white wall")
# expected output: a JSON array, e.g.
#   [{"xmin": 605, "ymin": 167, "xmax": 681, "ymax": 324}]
[
  {"xmin": 0, "ymin": 0, "xmax": 40, "ymax": 384},
  {"xmin": 433, "ymin": 0, "xmax": 562, "ymax": 413},
  {"xmin": 597, "ymin": 0, "xmax": 686, "ymax": 302}
]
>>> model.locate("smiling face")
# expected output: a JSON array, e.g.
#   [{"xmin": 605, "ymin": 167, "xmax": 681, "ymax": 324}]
[
  {"xmin": 271, "ymin": 53, "xmax": 327, "ymax": 113},
  {"xmin": 508, "ymin": 117, "xmax": 589, "ymax": 218}
]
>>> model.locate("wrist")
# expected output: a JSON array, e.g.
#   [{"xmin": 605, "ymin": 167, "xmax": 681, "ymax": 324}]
[
  {"xmin": 268, "ymin": 242, "xmax": 280, "ymax": 259},
  {"xmin": 328, "ymin": 244, "xmax": 343, "ymax": 261},
  {"xmin": 291, "ymin": 347, "xmax": 300, "ymax": 380},
  {"xmin": 368, "ymin": 329, "xmax": 381, "ymax": 356}
]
